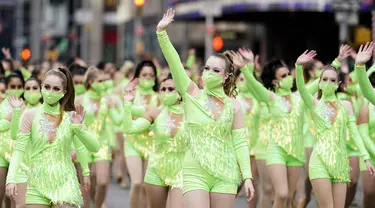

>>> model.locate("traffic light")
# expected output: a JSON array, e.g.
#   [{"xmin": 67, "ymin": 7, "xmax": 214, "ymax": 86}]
[
  {"xmin": 133, "ymin": 0, "xmax": 145, "ymax": 7},
  {"xmin": 21, "ymin": 48, "xmax": 31, "ymax": 61},
  {"xmin": 213, "ymin": 36, "xmax": 223, "ymax": 51}
]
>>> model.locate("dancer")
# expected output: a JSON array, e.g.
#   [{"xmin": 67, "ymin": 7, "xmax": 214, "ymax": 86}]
[
  {"xmin": 70, "ymin": 63, "xmax": 87, "ymax": 96},
  {"xmin": 5, "ymin": 67, "xmax": 99, "ymax": 207},
  {"xmin": 157, "ymin": 9, "xmax": 254, "ymax": 208},
  {"xmin": 122, "ymin": 75, "xmax": 187, "ymax": 208},
  {"xmin": 295, "ymin": 50, "xmax": 375, "ymax": 208},
  {"xmin": 124, "ymin": 60, "xmax": 158, "ymax": 208}
]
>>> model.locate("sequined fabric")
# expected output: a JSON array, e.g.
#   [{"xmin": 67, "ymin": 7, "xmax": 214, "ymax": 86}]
[
  {"xmin": 183, "ymin": 92, "xmax": 242, "ymax": 184},
  {"xmin": 28, "ymin": 109, "xmax": 82, "ymax": 206},
  {"xmin": 312, "ymin": 101, "xmax": 351, "ymax": 182},
  {"xmin": 269, "ymin": 94, "xmax": 304, "ymax": 162},
  {"xmin": 0, "ymin": 99, "xmax": 13, "ymax": 162},
  {"xmin": 149, "ymin": 108, "xmax": 188, "ymax": 188},
  {"xmin": 257, "ymin": 103, "xmax": 271, "ymax": 147}
]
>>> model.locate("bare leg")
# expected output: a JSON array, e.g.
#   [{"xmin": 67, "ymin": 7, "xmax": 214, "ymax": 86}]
[
  {"xmin": 141, "ymin": 160, "xmax": 148, "ymax": 208},
  {"xmin": 144, "ymin": 183, "xmax": 168, "ymax": 208},
  {"xmin": 210, "ymin": 193, "xmax": 236, "ymax": 208},
  {"xmin": 311, "ymin": 179, "xmax": 334, "ymax": 208},
  {"xmin": 28, "ymin": 205, "xmax": 50, "ymax": 208},
  {"xmin": 256, "ymin": 160, "xmax": 274, "ymax": 208},
  {"xmin": 116, "ymin": 133, "xmax": 129, "ymax": 188},
  {"xmin": 183, "ymin": 190, "xmax": 210, "ymax": 208},
  {"xmin": 295, "ymin": 148, "xmax": 313, "ymax": 208},
  {"xmin": 93, "ymin": 161, "xmax": 110, "ymax": 208},
  {"xmin": 249, "ymin": 156, "xmax": 258, "ymax": 208},
  {"xmin": 14, "ymin": 183, "xmax": 26, "ymax": 208},
  {"xmin": 52, "ymin": 204, "xmax": 75, "ymax": 208},
  {"xmin": 166, "ymin": 188, "xmax": 183, "ymax": 208},
  {"xmin": 332, "ymin": 183, "xmax": 347, "ymax": 208},
  {"xmin": 90, "ymin": 163, "xmax": 96, "ymax": 202},
  {"xmin": 345, "ymin": 156, "xmax": 359, "ymax": 208},
  {"xmin": 287, "ymin": 166, "xmax": 303, "ymax": 207},
  {"xmin": 75, "ymin": 164, "xmax": 90, "ymax": 208},
  {"xmin": 0, "ymin": 167, "xmax": 7, "ymax": 208},
  {"xmin": 268, "ymin": 164, "xmax": 288, "ymax": 208},
  {"xmin": 362, "ymin": 170, "xmax": 375, "ymax": 208},
  {"xmin": 126, "ymin": 156, "xmax": 144, "ymax": 208}
]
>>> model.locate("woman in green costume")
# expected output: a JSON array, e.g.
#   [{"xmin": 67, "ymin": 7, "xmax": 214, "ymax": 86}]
[
  {"xmin": 157, "ymin": 9, "xmax": 254, "ymax": 208},
  {"xmin": 122, "ymin": 75, "xmax": 187, "ymax": 208},
  {"xmin": 5, "ymin": 67, "xmax": 100, "ymax": 207},
  {"xmin": 123, "ymin": 60, "xmax": 158, "ymax": 208},
  {"xmin": 75, "ymin": 66, "xmax": 122, "ymax": 208},
  {"xmin": 0, "ymin": 72, "xmax": 25, "ymax": 208},
  {"xmin": 295, "ymin": 49, "xmax": 375, "ymax": 208}
]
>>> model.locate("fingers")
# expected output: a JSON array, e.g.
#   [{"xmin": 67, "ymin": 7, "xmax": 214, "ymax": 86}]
[
  {"xmin": 245, "ymin": 187, "xmax": 250, "ymax": 203},
  {"xmin": 359, "ymin": 44, "xmax": 363, "ymax": 53}
]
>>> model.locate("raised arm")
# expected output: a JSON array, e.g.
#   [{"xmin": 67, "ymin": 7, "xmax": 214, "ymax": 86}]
[
  {"xmin": 357, "ymin": 104, "xmax": 375, "ymax": 158},
  {"xmin": 186, "ymin": 48, "xmax": 196, "ymax": 69},
  {"xmin": 156, "ymin": 9, "xmax": 196, "ymax": 95},
  {"xmin": 295, "ymin": 50, "xmax": 318, "ymax": 109},
  {"xmin": 355, "ymin": 42, "xmax": 375, "ymax": 105},
  {"xmin": 9, "ymin": 96, "xmax": 23, "ymax": 140},
  {"xmin": 237, "ymin": 49, "xmax": 274, "ymax": 103}
]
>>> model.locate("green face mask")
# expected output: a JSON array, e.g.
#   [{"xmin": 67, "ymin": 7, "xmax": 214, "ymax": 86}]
[
  {"xmin": 74, "ymin": 84, "xmax": 86, "ymax": 96},
  {"xmin": 139, "ymin": 79, "xmax": 155, "ymax": 89},
  {"xmin": 0, "ymin": 93, "xmax": 6, "ymax": 99},
  {"xmin": 159, "ymin": 92, "xmax": 180, "ymax": 106},
  {"xmin": 237, "ymin": 82, "xmax": 249, "ymax": 93},
  {"xmin": 202, "ymin": 71, "xmax": 223, "ymax": 89},
  {"xmin": 92, "ymin": 82, "xmax": 105, "ymax": 92},
  {"xmin": 104, "ymin": 80, "xmax": 114, "ymax": 90},
  {"xmin": 24, "ymin": 91, "xmax": 41, "ymax": 105},
  {"xmin": 315, "ymin": 70, "xmax": 322, "ymax": 79},
  {"xmin": 41, "ymin": 89, "xmax": 64, "ymax": 105},
  {"xmin": 319, "ymin": 82, "xmax": 338, "ymax": 97},
  {"xmin": 7, "ymin": 89, "xmax": 24, "ymax": 98},
  {"xmin": 346, "ymin": 84, "xmax": 357, "ymax": 95},
  {"xmin": 279, "ymin": 75, "xmax": 294, "ymax": 90}
]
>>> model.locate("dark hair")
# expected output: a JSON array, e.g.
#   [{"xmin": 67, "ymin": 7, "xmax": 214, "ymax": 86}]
[
  {"xmin": 260, "ymin": 60, "xmax": 286, "ymax": 92},
  {"xmin": 5, "ymin": 70, "xmax": 25, "ymax": 89},
  {"xmin": 161, "ymin": 73, "xmax": 173, "ymax": 84},
  {"xmin": 212, "ymin": 52, "xmax": 237, "ymax": 97},
  {"xmin": 44, "ymin": 67, "xmax": 75, "ymax": 112},
  {"xmin": 69, "ymin": 63, "xmax": 87, "ymax": 76},
  {"xmin": 25, "ymin": 77, "xmax": 42, "ymax": 88},
  {"xmin": 0, "ymin": 61, "xmax": 5, "ymax": 78},
  {"xmin": 303, "ymin": 61, "xmax": 316, "ymax": 83},
  {"xmin": 96, "ymin": 61, "xmax": 106, "ymax": 70},
  {"xmin": 0, "ymin": 78, "xmax": 6, "ymax": 85},
  {"xmin": 133, "ymin": 60, "xmax": 159, "ymax": 92},
  {"xmin": 317, "ymin": 65, "xmax": 340, "ymax": 99},
  {"xmin": 337, "ymin": 72, "xmax": 348, "ymax": 93},
  {"xmin": 370, "ymin": 72, "xmax": 375, "ymax": 88}
]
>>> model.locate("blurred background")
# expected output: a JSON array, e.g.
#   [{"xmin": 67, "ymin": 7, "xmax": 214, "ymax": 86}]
[{"xmin": 0, "ymin": 0, "xmax": 374, "ymax": 67}]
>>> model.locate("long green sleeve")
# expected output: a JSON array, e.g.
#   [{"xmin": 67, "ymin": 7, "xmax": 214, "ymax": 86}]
[
  {"xmin": 157, "ymin": 30, "xmax": 190, "ymax": 94},
  {"xmin": 20, "ymin": 67, "xmax": 31, "ymax": 80},
  {"xmin": 0, "ymin": 119, "xmax": 10, "ymax": 132},
  {"xmin": 131, "ymin": 105, "xmax": 146, "ymax": 118},
  {"xmin": 331, "ymin": 58, "xmax": 341, "ymax": 70},
  {"xmin": 123, "ymin": 102, "xmax": 151, "ymax": 134},
  {"xmin": 241, "ymin": 64, "xmax": 271, "ymax": 103},
  {"xmin": 72, "ymin": 136, "xmax": 90, "ymax": 176},
  {"xmin": 232, "ymin": 128, "xmax": 252, "ymax": 180},
  {"xmin": 109, "ymin": 108, "xmax": 123, "ymax": 126},
  {"xmin": 306, "ymin": 78, "xmax": 320, "ymax": 95},
  {"xmin": 71, "ymin": 124, "xmax": 100, "ymax": 153},
  {"xmin": 356, "ymin": 65, "xmax": 375, "ymax": 105},
  {"xmin": 358, "ymin": 124, "xmax": 375, "ymax": 159},
  {"xmin": 186, "ymin": 54, "xmax": 196, "ymax": 69},
  {"xmin": 348, "ymin": 116, "xmax": 370, "ymax": 162},
  {"xmin": 6, "ymin": 133, "xmax": 30, "ymax": 184},
  {"xmin": 10, "ymin": 108, "xmax": 21, "ymax": 140},
  {"xmin": 296, "ymin": 65, "xmax": 314, "ymax": 109}
]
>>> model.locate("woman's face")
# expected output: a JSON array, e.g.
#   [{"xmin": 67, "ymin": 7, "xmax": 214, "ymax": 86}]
[
  {"xmin": 236, "ymin": 73, "xmax": 245, "ymax": 85},
  {"xmin": 25, "ymin": 80, "xmax": 40, "ymax": 92},
  {"xmin": 204, "ymin": 56, "xmax": 227, "ymax": 78},
  {"xmin": 159, "ymin": 79, "xmax": 177, "ymax": 95},
  {"xmin": 73, "ymin": 75, "xmax": 85, "ymax": 86},
  {"xmin": 139, "ymin": 66, "xmax": 155, "ymax": 80},
  {"xmin": 8, "ymin": 77, "xmax": 23, "ymax": 90},
  {"xmin": 320, "ymin": 70, "xmax": 338, "ymax": 85},
  {"xmin": 43, "ymin": 75, "xmax": 64, "ymax": 93},
  {"xmin": 273, "ymin": 67, "xmax": 290, "ymax": 87}
]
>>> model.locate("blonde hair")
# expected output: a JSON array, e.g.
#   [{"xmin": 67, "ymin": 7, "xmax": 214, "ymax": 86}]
[{"xmin": 83, "ymin": 66, "xmax": 100, "ymax": 89}]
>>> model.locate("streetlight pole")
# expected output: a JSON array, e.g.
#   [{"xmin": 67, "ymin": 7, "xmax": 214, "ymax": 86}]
[
  {"xmin": 14, "ymin": 0, "xmax": 24, "ymax": 60},
  {"xmin": 202, "ymin": 0, "xmax": 221, "ymax": 61}
]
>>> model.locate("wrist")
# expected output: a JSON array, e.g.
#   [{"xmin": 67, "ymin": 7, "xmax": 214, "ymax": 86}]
[
  {"xmin": 356, "ymin": 62, "xmax": 366, "ymax": 66},
  {"xmin": 156, "ymin": 27, "xmax": 165, "ymax": 33}
]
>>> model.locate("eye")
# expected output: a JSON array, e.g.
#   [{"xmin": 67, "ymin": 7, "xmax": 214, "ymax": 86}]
[
  {"xmin": 53, "ymin": 87, "xmax": 61, "ymax": 91},
  {"xmin": 16, "ymin": 85, "xmax": 22, "ymax": 89},
  {"xmin": 161, "ymin": 87, "xmax": 166, "ymax": 92},
  {"xmin": 0, "ymin": 90, "xmax": 5, "ymax": 94},
  {"xmin": 330, "ymin": 79, "xmax": 336, "ymax": 82},
  {"xmin": 10, "ymin": 85, "xmax": 16, "ymax": 89},
  {"xmin": 25, "ymin": 87, "xmax": 31, "ymax": 90},
  {"xmin": 214, "ymin": 69, "xmax": 220, "ymax": 73},
  {"xmin": 322, "ymin": 78, "xmax": 328, "ymax": 81},
  {"xmin": 168, "ymin": 87, "xmax": 175, "ymax": 91},
  {"xmin": 281, "ymin": 74, "xmax": 287, "ymax": 78},
  {"xmin": 32, "ymin": 86, "xmax": 38, "ymax": 90},
  {"xmin": 204, "ymin": 66, "xmax": 209, "ymax": 71}
]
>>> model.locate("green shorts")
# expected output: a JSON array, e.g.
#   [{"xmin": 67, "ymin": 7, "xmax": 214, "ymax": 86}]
[
  {"xmin": 26, "ymin": 185, "xmax": 52, "ymax": 206},
  {"xmin": 309, "ymin": 150, "xmax": 347, "ymax": 183},
  {"xmin": 182, "ymin": 151, "xmax": 237, "ymax": 195},
  {"xmin": 266, "ymin": 140, "xmax": 304, "ymax": 167},
  {"xmin": 88, "ymin": 145, "xmax": 112, "ymax": 163},
  {"xmin": 347, "ymin": 145, "xmax": 360, "ymax": 157},
  {"xmin": 124, "ymin": 140, "xmax": 149, "ymax": 160},
  {"xmin": 254, "ymin": 141, "xmax": 267, "ymax": 161},
  {"xmin": 0, "ymin": 155, "xmax": 9, "ymax": 168},
  {"xmin": 304, "ymin": 131, "xmax": 316, "ymax": 148},
  {"xmin": 144, "ymin": 167, "xmax": 169, "ymax": 187}
]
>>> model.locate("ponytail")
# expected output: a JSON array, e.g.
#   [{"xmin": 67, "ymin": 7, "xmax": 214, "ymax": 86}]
[{"xmin": 84, "ymin": 66, "xmax": 100, "ymax": 90}]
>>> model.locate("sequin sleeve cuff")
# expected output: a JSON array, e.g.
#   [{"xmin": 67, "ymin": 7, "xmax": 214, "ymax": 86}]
[
  {"xmin": 356, "ymin": 64, "xmax": 375, "ymax": 106},
  {"xmin": 232, "ymin": 128, "xmax": 252, "ymax": 180},
  {"xmin": 10, "ymin": 108, "xmax": 21, "ymax": 140},
  {"xmin": 331, "ymin": 58, "xmax": 341, "ymax": 70}
]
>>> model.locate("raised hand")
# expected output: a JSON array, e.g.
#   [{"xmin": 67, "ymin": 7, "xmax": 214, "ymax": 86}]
[
  {"xmin": 337, "ymin": 44, "xmax": 352, "ymax": 62},
  {"xmin": 123, "ymin": 79, "xmax": 139, "ymax": 102},
  {"xmin": 356, "ymin": 42, "xmax": 374, "ymax": 66},
  {"xmin": 2, "ymin": 47, "xmax": 11, "ymax": 59},
  {"xmin": 239, "ymin": 48, "xmax": 255, "ymax": 65},
  {"xmin": 228, "ymin": 50, "xmax": 245, "ymax": 70},
  {"xmin": 72, "ymin": 105, "xmax": 86, "ymax": 124},
  {"xmin": 350, "ymin": 49, "xmax": 357, "ymax": 60},
  {"xmin": 157, "ymin": 8, "xmax": 175, "ymax": 32},
  {"xmin": 296, "ymin": 50, "xmax": 317, "ymax": 65},
  {"xmin": 188, "ymin": 48, "xmax": 196, "ymax": 56},
  {"xmin": 8, "ymin": 96, "xmax": 23, "ymax": 108}
]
